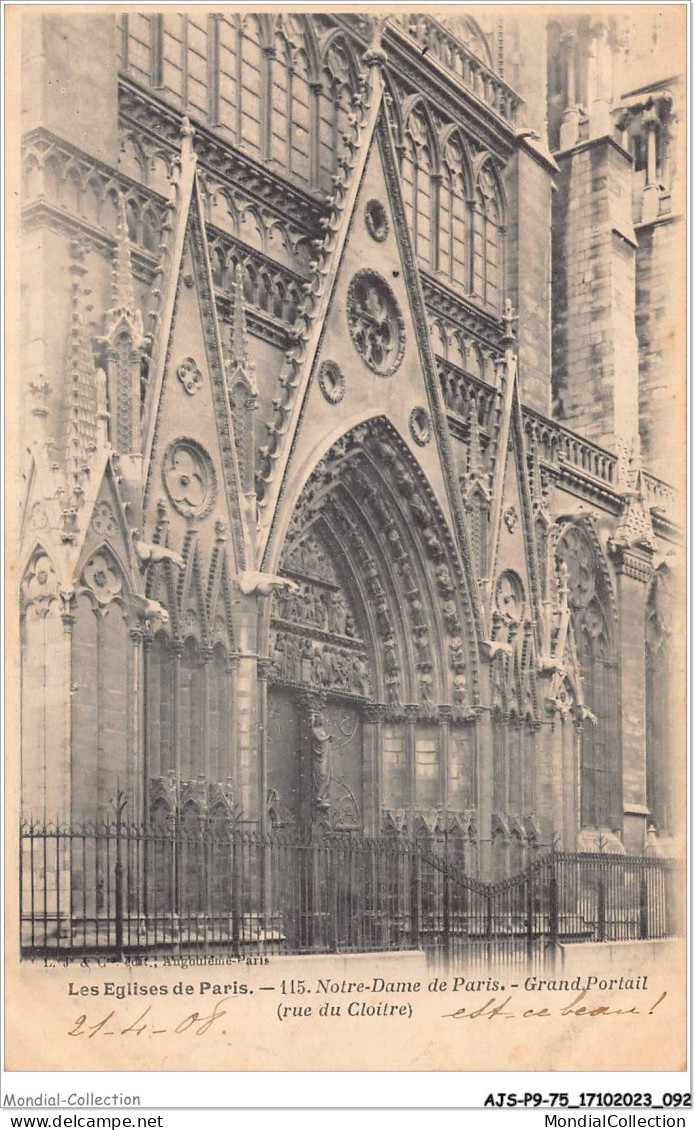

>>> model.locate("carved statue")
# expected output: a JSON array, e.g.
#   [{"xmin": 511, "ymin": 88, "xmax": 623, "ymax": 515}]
[
  {"xmin": 327, "ymin": 589, "xmax": 348, "ymax": 635},
  {"xmin": 311, "ymin": 713, "xmax": 333, "ymax": 812},
  {"xmin": 352, "ymin": 655, "xmax": 370, "ymax": 696}
]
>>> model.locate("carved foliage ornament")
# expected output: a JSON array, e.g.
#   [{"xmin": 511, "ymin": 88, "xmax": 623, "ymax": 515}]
[
  {"xmin": 347, "ymin": 270, "xmax": 405, "ymax": 377},
  {"xmin": 162, "ymin": 439, "xmax": 216, "ymax": 520}
]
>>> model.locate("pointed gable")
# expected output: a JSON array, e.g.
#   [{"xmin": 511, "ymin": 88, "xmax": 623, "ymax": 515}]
[
  {"xmin": 141, "ymin": 126, "xmax": 249, "ymax": 576},
  {"xmin": 485, "ymin": 366, "xmax": 544, "ymax": 645},
  {"xmin": 257, "ymin": 56, "xmax": 484, "ymax": 641}
]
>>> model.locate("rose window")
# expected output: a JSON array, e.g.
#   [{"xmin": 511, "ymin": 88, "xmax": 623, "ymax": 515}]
[
  {"xmin": 347, "ymin": 270, "xmax": 405, "ymax": 376},
  {"xmin": 163, "ymin": 439, "xmax": 215, "ymax": 519}
]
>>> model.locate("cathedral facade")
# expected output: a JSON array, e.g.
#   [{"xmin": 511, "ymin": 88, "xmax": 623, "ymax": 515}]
[{"xmin": 17, "ymin": 10, "xmax": 684, "ymax": 885}]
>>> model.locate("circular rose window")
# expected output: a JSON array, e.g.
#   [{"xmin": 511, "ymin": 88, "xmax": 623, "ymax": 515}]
[
  {"xmin": 347, "ymin": 269, "xmax": 405, "ymax": 377},
  {"xmin": 162, "ymin": 438, "xmax": 216, "ymax": 519}
]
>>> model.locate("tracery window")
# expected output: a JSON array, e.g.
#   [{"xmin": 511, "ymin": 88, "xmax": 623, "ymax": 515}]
[
  {"xmin": 318, "ymin": 38, "xmax": 357, "ymax": 192},
  {"xmin": 402, "ymin": 108, "xmax": 436, "ymax": 269},
  {"xmin": 238, "ymin": 15, "xmax": 263, "ymax": 158},
  {"xmin": 471, "ymin": 166, "xmax": 503, "ymax": 311},
  {"xmin": 439, "ymin": 136, "xmax": 469, "ymax": 290},
  {"xmin": 271, "ymin": 18, "xmax": 311, "ymax": 184}
]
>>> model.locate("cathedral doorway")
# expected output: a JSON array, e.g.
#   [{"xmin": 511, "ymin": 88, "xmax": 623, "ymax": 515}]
[{"xmin": 263, "ymin": 417, "xmax": 476, "ymax": 836}]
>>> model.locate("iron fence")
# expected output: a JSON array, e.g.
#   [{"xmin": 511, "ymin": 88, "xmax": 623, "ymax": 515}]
[{"xmin": 19, "ymin": 821, "xmax": 681, "ymax": 964}]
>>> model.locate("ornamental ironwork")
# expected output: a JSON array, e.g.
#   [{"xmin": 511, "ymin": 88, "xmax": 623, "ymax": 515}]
[{"xmin": 347, "ymin": 270, "xmax": 405, "ymax": 377}]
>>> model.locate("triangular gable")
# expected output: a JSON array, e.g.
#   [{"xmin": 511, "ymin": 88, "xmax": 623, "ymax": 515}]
[
  {"xmin": 74, "ymin": 457, "xmax": 140, "ymax": 590},
  {"xmin": 257, "ymin": 58, "xmax": 485, "ymax": 642},
  {"xmin": 141, "ymin": 136, "xmax": 249, "ymax": 573},
  {"xmin": 487, "ymin": 372, "xmax": 544, "ymax": 646}
]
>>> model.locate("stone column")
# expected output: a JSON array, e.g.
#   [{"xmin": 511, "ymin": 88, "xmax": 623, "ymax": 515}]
[
  {"xmin": 642, "ymin": 109, "xmax": 661, "ymax": 222},
  {"xmin": 256, "ymin": 657, "xmax": 272, "ymax": 834},
  {"xmin": 201, "ymin": 646, "xmax": 212, "ymax": 783},
  {"xmin": 559, "ymin": 32, "xmax": 581, "ymax": 150},
  {"xmin": 438, "ymin": 706, "xmax": 451, "ymax": 818},
  {"xmin": 129, "ymin": 627, "xmax": 144, "ymax": 822},
  {"xmin": 227, "ymin": 655, "xmax": 240, "ymax": 800},
  {"xmin": 611, "ymin": 544, "xmax": 654, "ymax": 852},
  {"xmin": 56, "ymin": 595, "xmax": 74, "ymax": 825},
  {"xmin": 563, "ymin": 713, "xmax": 581, "ymax": 852},
  {"xmin": 172, "ymin": 643, "xmax": 182, "ymax": 809},
  {"xmin": 404, "ymin": 705, "xmax": 418, "ymax": 832},
  {"xmin": 362, "ymin": 704, "xmax": 385, "ymax": 836},
  {"xmin": 475, "ymin": 707, "xmax": 493, "ymax": 880},
  {"xmin": 142, "ymin": 632, "xmax": 155, "ymax": 824}
]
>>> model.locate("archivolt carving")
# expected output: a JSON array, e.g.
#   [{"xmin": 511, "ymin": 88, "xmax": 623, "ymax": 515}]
[{"xmin": 272, "ymin": 419, "xmax": 477, "ymax": 711}]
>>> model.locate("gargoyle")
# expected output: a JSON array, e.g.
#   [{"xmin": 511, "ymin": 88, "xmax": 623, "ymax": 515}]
[
  {"xmin": 132, "ymin": 531, "xmax": 185, "ymax": 570},
  {"xmin": 237, "ymin": 572, "xmax": 300, "ymax": 597},
  {"xmin": 132, "ymin": 595, "xmax": 170, "ymax": 625}
]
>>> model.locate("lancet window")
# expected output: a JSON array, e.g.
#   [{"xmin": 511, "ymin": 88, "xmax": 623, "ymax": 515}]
[
  {"xmin": 471, "ymin": 165, "xmax": 503, "ymax": 311},
  {"xmin": 439, "ymin": 135, "xmax": 469, "ymax": 289},
  {"xmin": 401, "ymin": 108, "xmax": 436, "ymax": 269}
]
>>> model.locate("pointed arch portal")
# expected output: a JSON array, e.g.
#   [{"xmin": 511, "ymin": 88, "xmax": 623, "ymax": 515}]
[{"xmin": 264, "ymin": 417, "xmax": 477, "ymax": 835}]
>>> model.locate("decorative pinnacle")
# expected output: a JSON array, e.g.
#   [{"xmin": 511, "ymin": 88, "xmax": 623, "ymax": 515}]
[
  {"xmin": 113, "ymin": 194, "xmax": 137, "ymax": 314},
  {"xmin": 102, "ymin": 193, "xmax": 144, "ymax": 348},
  {"xmin": 231, "ymin": 264, "xmax": 250, "ymax": 369}
]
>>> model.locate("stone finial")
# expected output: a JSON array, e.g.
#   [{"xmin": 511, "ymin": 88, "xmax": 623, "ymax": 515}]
[
  {"xmin": 103, "ymin": 193, "xmax": 144, "ymax": 348},
  {"xmin": 363, "ymin": 15, "xmax": 388, "ymax": 66}
]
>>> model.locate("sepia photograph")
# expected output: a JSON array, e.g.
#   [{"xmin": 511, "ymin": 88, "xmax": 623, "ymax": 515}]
[{"xmin": 3, "ymin": 0, "xmax": 689, "ymax": 1085}]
